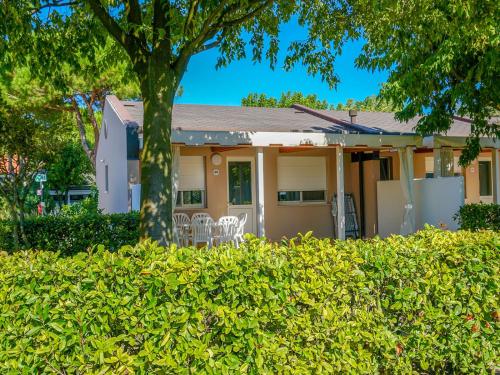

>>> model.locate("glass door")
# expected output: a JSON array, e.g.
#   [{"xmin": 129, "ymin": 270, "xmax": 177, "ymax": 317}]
[
  {"xmin": 227, "ymin": 158, "xmax": 256, "ymax": 234},
  {"xmin": 228, "ymin": 161, "xmax": 252, "ymax": 205}
]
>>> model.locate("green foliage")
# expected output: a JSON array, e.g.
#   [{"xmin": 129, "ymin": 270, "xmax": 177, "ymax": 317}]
[
  {"xmin": 242, "ymin": 92, "xmax": 398, "ymax": 113},
  {"xmin": 46, "ymin": 142, "xmax": 93, "ymax": 199},
  {"xmin": 59, "ymin": 190, "xmax": 101, "ymax": 217},
  {"xmin": 0, "ymin": 228, "xmax": 498, "ymax": 373},
  {"xmin": 0, "ymin": 213, "xmax": 139, "ymax": 254},
  {"xmin": 0, "ymin": 100, "xmax": 70, "ymax": 247},
  {"xmin": 241, "ymin": 91, "xmax": 329, "ymax": 109},
  {"xmin": 333, "ymin": 95, "xmax": 399, "ymax": 112},
  {"xmin": 346, "ymin": 0, "xmax": 500, "ymax": 164},
  {"xmin": 455, "ymin": 203, "xmax": 500, "ymax": 231}
]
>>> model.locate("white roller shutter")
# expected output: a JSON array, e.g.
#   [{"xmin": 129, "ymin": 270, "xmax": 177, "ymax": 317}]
[
  {"xmin": 277, "ymin": 156, "xmax": 326, "ymax": 191},
  {"xmin": 179, "ymin": 156, "xmax": 205, "ymax": 190}
]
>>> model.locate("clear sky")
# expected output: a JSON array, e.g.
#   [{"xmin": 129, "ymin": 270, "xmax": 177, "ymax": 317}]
[{"xmin": 176, "ymin": 19, "xmax": 388, "ymax": 107}]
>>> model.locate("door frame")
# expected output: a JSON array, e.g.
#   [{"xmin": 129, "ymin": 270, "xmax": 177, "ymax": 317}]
[{"xmin": 226, "ymin": 156, "xmax": 257, "ymax": 234}]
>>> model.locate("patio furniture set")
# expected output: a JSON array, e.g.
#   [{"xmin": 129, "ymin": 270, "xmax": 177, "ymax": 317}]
[{"xmin": 173, "ymin": 212, "xmax": 247, "ymax": 248}]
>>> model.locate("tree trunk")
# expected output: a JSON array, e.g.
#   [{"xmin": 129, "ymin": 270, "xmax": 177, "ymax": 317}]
[
  {"xmin": 8, "ymin": 203, "xmax": 20, "ymax": 251},
  {"xmin": 17, "ymin": 200, "xmax": 28, "ymax": 247},
  {"xmin": 138, "ymin": 57, "xmax": 181, "ymax": 245}
]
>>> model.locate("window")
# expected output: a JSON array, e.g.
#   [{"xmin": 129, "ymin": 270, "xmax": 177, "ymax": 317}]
[
  {"xmin": 278, "ymin": 190, "xmax": 326, "ymax": 203},
  {"xmin": 176, "ymin": 190, "xmax": 205, "ymax": 207},
  {"xmin": 424, "ymin": 156, "xmax": 434, "ymax": 178},
  {"xmin": 277, "ymin": 156, "xmax": 327, "ymax": 204},
  {"xmin": 425, "ymin": 154, "xmax": 462, "ymax": 178},
  {"xmin": 103, "ymin": 120, "xmax": 108, "ymax": 139},
  {"xmin": 104, "ymin": 165, "xmax": 109, "ymax": 192},
  {"xmin": 479, "ymin": 160, "xmax": 492, "ymax": 196},
  {"xmin": 379, "ymin": 157, "xmax": 393, "ymax": 181},
  {"xmin": 452, "ymin": 156, "xmax": 462, "ymax": 176},
  {"xmin": 177, "ymin": 156, "xmax": 206, "ymax": 208}
]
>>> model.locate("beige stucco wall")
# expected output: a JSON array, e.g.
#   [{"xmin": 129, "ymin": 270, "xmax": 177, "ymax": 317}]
[
  {"xmin": 175, "ymin": 146, "xmax": 495, "ymax": 241},
  {"xmin": 176, "ymin": 146, "xmax": 355, "ymax": 241},
  {"xmin": 412, "ymin": 150, "xmax": 493, "ymax": 203}
]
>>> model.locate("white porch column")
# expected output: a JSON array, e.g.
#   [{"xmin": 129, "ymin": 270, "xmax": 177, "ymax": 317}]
[
  {"xmin": 399, "ymin": 146, "xmax": 416, "ymax": 235},
  {"xmin": 492, "ymin": 149, "xmax": 500, "ymax": 204},
  {"xmin": 335, "ymin": 146, "xmax": 345, "ymax": 240},
  {"xmin": 433, "ymin": 147, "xmax": 442, "ymax": 178},
  {"xmin": 256, "ymin": 147, "xmax": 265, "ymax": 237}
]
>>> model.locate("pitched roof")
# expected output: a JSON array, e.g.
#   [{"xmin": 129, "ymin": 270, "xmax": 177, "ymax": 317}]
[{"xmin": 109, "ymin": 96, "xmax": 478, "ymax": 137}]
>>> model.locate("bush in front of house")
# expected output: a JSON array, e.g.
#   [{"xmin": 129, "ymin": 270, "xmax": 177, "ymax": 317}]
[
  {"xmin": 454, "ymin": 203, "xmax": 500, "ymax": 231},
  {"xmin": 0, "ymin": 227, "xmax": 498, "ymax": 373},
  {"xmin": 0, "ymin": 212, "xmax": 139, "ymax": 254}
]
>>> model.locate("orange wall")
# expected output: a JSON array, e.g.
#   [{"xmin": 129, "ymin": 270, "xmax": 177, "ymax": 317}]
[
  {"xmin": 176, "ymin": 146, "xmax": 494, "ymax": 241},
  {"xmin": 177, "ymin": 146, "xmax": 355, "ymax": 241}
]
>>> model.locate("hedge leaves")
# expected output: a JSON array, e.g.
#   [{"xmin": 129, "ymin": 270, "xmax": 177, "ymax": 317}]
[{"xmin": 0, "ymin": 227, "xmax": 498, "ymax": 373}]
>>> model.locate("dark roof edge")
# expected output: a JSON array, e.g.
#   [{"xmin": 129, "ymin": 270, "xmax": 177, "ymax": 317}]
[{"xmin": 291, "ymin": 103, "xmax": 391, "ymax": 135}]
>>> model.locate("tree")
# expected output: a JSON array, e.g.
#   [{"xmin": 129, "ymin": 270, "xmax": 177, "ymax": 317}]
[
  {"xmin": 333, "ymin": 95, "xmax": 398, "ymax": 112},
  {"xmin": 242, "ymin": 91, "xmax": 329, "ymax": 109},
  {"xmin": 46, "ymin": 142, "xmax": 94, "ymax": 207},
  {"xmin": 1, "ymin": 0, "xmax": 347, "ymax": 244},
  {"xmin": 0, "ymin": 20, "xmax": 140, "ymax": 170},
  {"xmin": 0, "ymin": 102, "xmax": 67, "ymax": 248},
  {"xmin": 330, "ymin": 0, "xmax": 499, "ymax": 164},
  {"xmin": 241, "ymin": 92, "xmax": 397, "ymax": 112}
]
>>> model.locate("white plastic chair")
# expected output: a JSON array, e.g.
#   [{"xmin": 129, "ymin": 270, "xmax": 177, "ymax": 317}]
[
  {"xmin": 191, "ymin": 212, "xmax": 211, "ymax": 222},
  {"xmin": 235, "ymin": 213, "xmax": 247, "ymax": 248},
  {"xmin": 191, "ymin": 215, "xmax": 215, "ymax": 248},
  {"xmin": 173, "ymin": 213, "xmax": 191, "ymax": 247},
  {"xmin": 216, "ymin": 216, "xmax": 240, "ymax": 246}
]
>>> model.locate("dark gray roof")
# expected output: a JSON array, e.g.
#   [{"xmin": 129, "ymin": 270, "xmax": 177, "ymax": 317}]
[{"xmin": 117, "ymin": 98, "xmax": 477, "ymax": 137}]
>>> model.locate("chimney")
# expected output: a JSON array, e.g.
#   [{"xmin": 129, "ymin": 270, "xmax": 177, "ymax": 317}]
[{"xmin": 349, "ymin": 109, "xmax": 358, "ymax": 123}]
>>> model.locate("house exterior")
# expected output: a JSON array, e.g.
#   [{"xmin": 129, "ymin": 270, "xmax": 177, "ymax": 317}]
[{"xmin": 96, "ymin": 95, "xmax": 499, "ymax": 241}]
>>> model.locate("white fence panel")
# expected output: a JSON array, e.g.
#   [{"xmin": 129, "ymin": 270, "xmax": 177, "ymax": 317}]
[{"xmin": 377, "ymin": 177, "xmax": 464, "ymax": 238}]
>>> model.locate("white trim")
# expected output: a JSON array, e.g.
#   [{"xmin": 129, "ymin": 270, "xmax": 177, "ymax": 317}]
[
  {"xmin": 433, "ymin": 148, "xmax": 442, "ymax": 178},
  {"xmin": 425, "ymin": 135, "xmax": 500, "ymax": 149},
  {"xmin": 256, "ymin": 147, "xmax": 265, "ymax": 237},
  {"xmin": 492, "ymin": 149, "xmax": 500, "ymax": 204},
  {"xmin": 336, "ymin": 146, "xmax": 345, "ymax": 240},
  {"xmin": 478, "ymin": 158, "xmax": 493, "ymax": 201},
  {"xmin": 173, "ymin": 129, "xmax": 421, "ymax": 148}
]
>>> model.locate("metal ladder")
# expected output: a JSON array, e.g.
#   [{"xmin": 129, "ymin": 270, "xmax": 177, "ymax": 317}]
[{"xmin": 332, "ymin": 193, "xmax": 360, "ymax": 239}]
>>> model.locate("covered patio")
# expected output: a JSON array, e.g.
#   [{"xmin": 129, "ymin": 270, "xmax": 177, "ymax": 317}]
[{"xmin": 101, "ymin": 96, "xmax": 499, "ymax": 240}]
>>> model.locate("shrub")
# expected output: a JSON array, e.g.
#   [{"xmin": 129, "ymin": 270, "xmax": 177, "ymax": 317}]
[
  {"xmin": 455, "ymin": 203, "xmax": 500, "ymax": 231},
  {"xmin": 59, "ymin": 189, "xmax": 101, "ymax": 217},
  {"xmin": 0, "ymin": 228, "xmax": 498, "ymax": 373},
  {"xmin": 0, "ymin": 212, "xmax": 139, "ymax": 254}
]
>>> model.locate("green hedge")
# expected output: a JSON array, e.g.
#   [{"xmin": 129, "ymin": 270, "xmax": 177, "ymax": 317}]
[
  {"xmin": 0, "ymin": 227, "xmax": 498, "ymax": 373},
  {"xmin": 455, "ymin": 203, "xmax": 500, "ymax": 231},
  {"xmin": 0, "ymin": 213, "xmax": 139, "ymax": 254}
]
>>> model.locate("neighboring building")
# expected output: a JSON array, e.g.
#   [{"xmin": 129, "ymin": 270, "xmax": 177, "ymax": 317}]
[{"xmin": 96, "ymin": 95, "xmax": 499, "ymax": 240}]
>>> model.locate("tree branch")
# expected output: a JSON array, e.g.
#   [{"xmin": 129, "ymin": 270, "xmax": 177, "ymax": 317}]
[
  {"xmin": 174, "ymin": 0, "xmax": 231, "ymax": 71},
  {"xmin": 175, "ymin": 1, "xmax": 273, "ymax": 68},
  {"xmin": 218, "ymin": 0, "xmax": 273, "ymax": 29},
  {"xmin": 71, "ymin": 97, "xmax": 94, "ymax": 166},
  {"xmin": 184, "ymin": 0, "xmax": 200, "ymax": 37},
  {"xmin": 31, "ymin": 1, "xmax": 78, "ymax": 14},
  {"xmin": 125, "ymin": 0, "xmax": 147, "ymax": 50},
  {"xmin": 86, "ymin": 0, "xmax": 146, "ymax": 64}
]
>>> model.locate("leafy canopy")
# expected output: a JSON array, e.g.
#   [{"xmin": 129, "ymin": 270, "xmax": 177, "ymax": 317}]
[
  {"xmin": 242, "ymin": 91, "xmax": 329, "ymax": 109},
  {"xmin": 342, "ymin": 0, "xmax": 500, "ymax": 163},
  {"xmin": 242, "ymin": 92, "xmax": 398, "ymax": 112}
]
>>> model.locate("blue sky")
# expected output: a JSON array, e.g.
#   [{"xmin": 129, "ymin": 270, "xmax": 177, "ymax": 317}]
[{"xmin": 177, "ymin": 20, "xmax": 388, "ymax": 106}]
